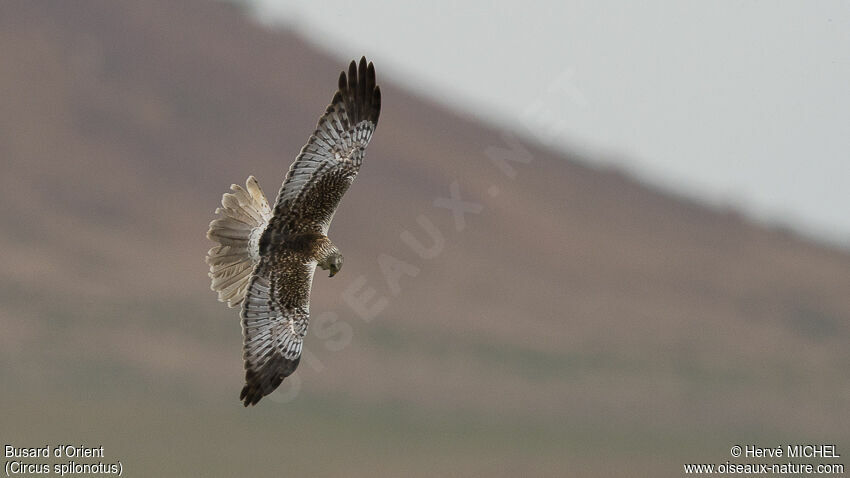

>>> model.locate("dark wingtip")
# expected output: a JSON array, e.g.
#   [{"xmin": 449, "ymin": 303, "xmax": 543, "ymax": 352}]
[
  {"xmin": 367, "ymin": 62, "xmax": 375, "ymax": 84},
  {"xmin": 338, "ymin": 70, "xmax": 346, "ymax": 91},
  {"xmin": 329, "ymin": 57, "xmax": 381, "ymax": 125},
  {"xmin": 240, "ymin": 383, "xmax": 262, "ymax": 407},
  {"xmin": 348, "ymin": 60, "xmax": 357, "ymax": 90},
  {"xmin": 373, "ymin": 86, "xmax": 381, "ymax": 123}
]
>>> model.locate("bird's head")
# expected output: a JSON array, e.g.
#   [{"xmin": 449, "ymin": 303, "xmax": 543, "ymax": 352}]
[{"xmin": 325, "ymin": 252, "xmax": 343, "ymax": 277}]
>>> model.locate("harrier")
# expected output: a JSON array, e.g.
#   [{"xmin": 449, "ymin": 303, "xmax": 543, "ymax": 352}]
[{"xmin": 206, "ymin": 58, "xmax": 381, "ymax": 406}]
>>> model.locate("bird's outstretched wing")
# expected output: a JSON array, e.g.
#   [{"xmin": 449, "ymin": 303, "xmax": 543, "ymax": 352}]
[
  {"xmin": 240, "ymin": 252, "xmax": 312, "ymax": 406},
  {"xmin": 266, "ymin": 56, "xmax": 381, "ymax": 238},
  {"xmin": 239, "ymin": 57, "xmax": 380, "ymax": 406}
]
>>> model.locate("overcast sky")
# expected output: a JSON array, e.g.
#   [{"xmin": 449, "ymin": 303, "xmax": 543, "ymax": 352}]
[{"xmin": 249, "ymin": 0, "xmax": 849, "ymax": 247}]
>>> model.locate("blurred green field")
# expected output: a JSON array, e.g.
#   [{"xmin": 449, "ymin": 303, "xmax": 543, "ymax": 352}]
[{"xmin": 3, "ymin": 284, "xmax": 847, "ymax": 476}]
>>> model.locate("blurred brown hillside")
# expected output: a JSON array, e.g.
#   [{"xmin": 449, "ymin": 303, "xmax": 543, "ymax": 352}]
[{"xmin": 1, "ymin": 1, "xmax": 848, "ymax": 476}]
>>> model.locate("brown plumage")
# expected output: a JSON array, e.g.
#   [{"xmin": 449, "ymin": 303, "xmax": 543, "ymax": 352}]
[{"xmin": 206, "ymin": 57, "xmax": 381, "ymax": 406}]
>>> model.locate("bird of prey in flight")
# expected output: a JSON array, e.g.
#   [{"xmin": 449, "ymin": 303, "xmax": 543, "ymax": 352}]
[{"xmin": 206, "ymin": 57, "xmax": 381, "ymax": 406}]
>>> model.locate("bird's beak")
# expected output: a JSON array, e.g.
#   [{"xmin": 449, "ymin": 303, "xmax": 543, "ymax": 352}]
[{"xmin": 329, "ymin": 269, "xmax": 337, "ymax": 278}]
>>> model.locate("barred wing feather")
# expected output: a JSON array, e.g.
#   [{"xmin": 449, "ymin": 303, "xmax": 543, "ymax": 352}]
[{"xmin": 268, "ymin": 56, "xmax": 381, "ymax": 236}]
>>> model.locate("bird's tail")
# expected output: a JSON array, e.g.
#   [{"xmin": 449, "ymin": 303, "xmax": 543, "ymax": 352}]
[{"xmin": 206, "ymin": 176, "xmax": 271, "ymax": 308}]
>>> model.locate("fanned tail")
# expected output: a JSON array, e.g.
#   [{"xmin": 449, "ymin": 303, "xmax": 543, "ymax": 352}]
[{"xmin": 206, "ymin": 176, "xmax": 271, "ymax": 308}]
